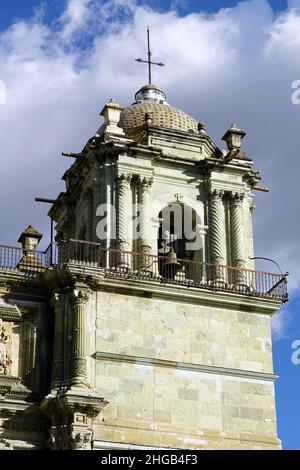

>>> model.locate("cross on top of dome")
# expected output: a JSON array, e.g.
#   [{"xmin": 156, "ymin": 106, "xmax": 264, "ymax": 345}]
[{"xmin": 135, "ymin": 27, "xmax": 165, "ymax": 85}]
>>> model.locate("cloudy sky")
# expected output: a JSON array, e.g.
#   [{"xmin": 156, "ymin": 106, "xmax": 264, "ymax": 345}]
[{"xmin": 0, "ymin": 0, "xmax": 299, "ymax": 448}]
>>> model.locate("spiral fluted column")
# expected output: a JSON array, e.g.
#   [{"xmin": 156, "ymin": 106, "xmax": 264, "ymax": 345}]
[
  {"xmin": 137, "ymin": 176, "xmax": 153, "ymax": 271},
  {"xmin": 230, "ymin": 193, "xmax": 246, "ymax": 286},
  {"xmin": 93, "ymin": 161, "xmax": 102, "ymax": 243},
  {"xmin": 209, "ymin": 189, "xmax": 226, "ymax": 281},
  {"xmin": 249, "ymin": 203, "xmax": 255, "ymax": 262},
  {"xmin": 116, "ymin": 173, "xmax": 132, "ymax": 268},
  {"xmin": 71, "ymin": 290, "xmax": 91, "ymax": 388},
  {"xmin": 85, "ymin": 189, "xmax": 93, "ymax": 241}
]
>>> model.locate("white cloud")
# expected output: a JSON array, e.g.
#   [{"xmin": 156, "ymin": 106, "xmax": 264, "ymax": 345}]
[
  {"xmin": 272, "ymin": 305, "xmax": 290, "ymax": 341},
  {"xmin": 0, "ymin": 0, "xmax": 299, "ymax": 300},
  {"xmin": 59, "ymin": 0, "xmax": 92, "ymax": 39}
]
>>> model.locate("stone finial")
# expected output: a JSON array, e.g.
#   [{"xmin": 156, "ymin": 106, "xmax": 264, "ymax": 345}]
[
  {"xmin": 100, "ymin": 99, "xmax": 125, "ymax": 135},
  {"xmin": 18, "ymin": 225, "xmax": 42, "ymax": 252},
  {"xmin": 17, "ymin": 226, "xmax": 43, "ymax": 270},
  {"xmin": 222, "ymin": 123, "xmax": 246, "ymax": 151},
  {"xmin": 198, "ymin": 122, "xmax": 206, "ymax": 135}
]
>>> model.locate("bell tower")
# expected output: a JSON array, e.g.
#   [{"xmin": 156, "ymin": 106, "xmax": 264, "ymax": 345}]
[{"xmin": 43, "ymin": 80, "xmax": 287, "ymax": 450}]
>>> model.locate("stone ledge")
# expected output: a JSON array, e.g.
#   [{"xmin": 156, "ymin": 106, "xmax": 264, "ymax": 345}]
[
  {"xmin": 95, "ymin": 351, "xmax": 278, "ymax": 382},
  {"xmin": 93, "ymin": 424, "xmax": 281, "ymax": 449},
  {"xmin": 99, "ymin": 277, "xmax": 282, "ymax": 314}
]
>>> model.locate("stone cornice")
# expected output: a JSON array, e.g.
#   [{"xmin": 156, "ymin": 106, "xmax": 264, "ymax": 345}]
[
  {"xmin": 41, "ymin": 389, "xmax": 109, "ymax": 420},
  {"xmin": 95, "ymin": 351, "xmax": 278, "ymax": 382},
  {"xmin": 42, "ymin": 265, "xmax": 105, "ymax": 290},
  {"xmin": 145, "ymin": 124, "xmax": 219, "ymax": 153},
  {"xmin": 0, "ymin": 301, "xmax": 22, "ymax": 321},
  {"xmin": 0, "ymin": 376, "xmax": 38, "ymax": 401},
  {"xmin": 99, "ymin": 276, "xmax": 281, "ymax": 315},
  {"xmin": 1, "ymin": 265, "xmax": 283, "ymax": 314},
  {"xmin": 0, "ymin": 272, "xmax": 50, "ymax": 299}
]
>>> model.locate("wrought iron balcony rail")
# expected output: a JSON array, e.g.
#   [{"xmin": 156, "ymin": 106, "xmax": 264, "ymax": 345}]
[
  {"xmin": 0, "ymin": 243, "xmax": 46, "ymax": 273},
  {"xmin": 0, "ymin": 239, "xmax": 288, "ymax": 302}
]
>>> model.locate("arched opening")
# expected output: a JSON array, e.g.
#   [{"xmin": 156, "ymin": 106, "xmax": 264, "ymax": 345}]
[{"xmin": 157, "ymin": 203, "xmax": 203, "ymax": 282}]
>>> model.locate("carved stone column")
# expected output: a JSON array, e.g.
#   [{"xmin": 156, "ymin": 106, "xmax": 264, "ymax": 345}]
[
  {"xmin": 208, "ymin": 189, "xmax": 226, "ymax": 282},
  {"xmin": 116, "ymin": 173, "xmax": 132, "ymax": 268},
  {"xmin": 137, "ymin": 176, "xmax": 153, "ymax": 271},
  {"xmin": 230, "ymin": 193, "xmax": 247, "ymax": 286},
  {"xmin": 50, "ymin": 292, "xmax": 65, "ymax": 389},
  {"xmin": 249, "ymin": 203, "xmax": 255, "ymax": 262},
  {"xmin": 70, "ymin": 290, "xmax": 91, "ymax": 388},
  {"xmin": 93, "ymin": 161, "xmax": 102, "ymax": 243},
  {"xmin": 84, "ymin": 189, "xmax": 93, "ymax": 242}
]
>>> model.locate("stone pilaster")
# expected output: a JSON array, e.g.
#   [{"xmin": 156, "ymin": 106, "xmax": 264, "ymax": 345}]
[
  {"xmin": 50, "ymin": 292, "xmax": 65, "ymax": 389},
  {"xmin": 116, "ymin": 173, "xmax": 132, "ymax": 268},
  {"xmin": 208, "ymin": 189, "xmax": 226, "ymax": 281},
  {"xmin": 230, "ymin": 193, "xmax": 247, "ymax": 286},
  {"xmin": 70, "ymin": 289, "xmax": 91, "ymax": 388}
]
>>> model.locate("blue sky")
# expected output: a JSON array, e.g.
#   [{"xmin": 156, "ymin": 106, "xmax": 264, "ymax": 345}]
[
  {"xmin": 0, "ymin": 0, "xmax": 299, "ymax": 450},
  {"xmin": 0, "ymin": 0, "xmax": 289, "ymax": 30},
  {"xmin": 273, "ymin": 295, "xmax": 300, "ymax": 450}
]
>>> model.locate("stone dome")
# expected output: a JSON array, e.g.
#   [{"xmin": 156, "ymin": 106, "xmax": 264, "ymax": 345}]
[{"xmin": 118, "ymin": 84, "xmax": 198, "ymax": 133}]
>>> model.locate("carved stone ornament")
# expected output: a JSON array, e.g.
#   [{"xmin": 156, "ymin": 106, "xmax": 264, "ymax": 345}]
[
  {"xmin": 69, "ymin": 430, "xmax": 93, "ymax": 450},
  {"xmin": 0, "ymin": 438, "xmax": 13, "ymax": 450},
  {"xmin": 71, "ymin": 289, "xmax": 91, "ymax": 307},
  {"xmin": 0, "ymin": 320, "xmax": 12, "ymax": 376},
  {"xmin": 41, "ymin": 390, "xmax": 109, "ymax": 450},
  {"xmin": 72, "ymin": 358, "xmax": 87, "ymax": 378}
]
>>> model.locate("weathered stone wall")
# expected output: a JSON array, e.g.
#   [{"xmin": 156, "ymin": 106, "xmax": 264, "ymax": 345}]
[{"xmin": 93, "ymin": 290, "xmax": 280, "ymax": 450}]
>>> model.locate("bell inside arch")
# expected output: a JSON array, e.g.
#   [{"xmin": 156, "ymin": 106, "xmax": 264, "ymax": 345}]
[{"xmin": 162, "ymin": 248, "xmax": 182, "ymax": 280}]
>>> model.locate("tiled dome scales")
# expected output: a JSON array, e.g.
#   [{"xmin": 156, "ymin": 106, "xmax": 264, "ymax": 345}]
[{"xmin": 119, "ymin": 84, "xmax": 198, "ymax": 134}]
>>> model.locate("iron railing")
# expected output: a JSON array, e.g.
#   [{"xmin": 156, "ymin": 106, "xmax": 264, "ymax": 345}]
[
  {"xmin": 0, "ymin": 243, "xmax": 46, "ymax": 273},
  {"xmin": 0, "ymin": 239, "xmax": 288, "ymax": 302}
]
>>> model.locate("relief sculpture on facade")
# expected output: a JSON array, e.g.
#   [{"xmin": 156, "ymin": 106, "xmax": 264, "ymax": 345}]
[{"xmin": 0, "ymin": 320, "xmax": 11, "ymax": 376}]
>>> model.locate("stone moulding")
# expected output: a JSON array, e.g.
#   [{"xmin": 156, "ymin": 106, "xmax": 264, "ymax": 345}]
[
  {"xmin": 0, "ymin": 302, "xmax": 22, "ymax": 322},
  {"xmin": 95, "ymin": 351, "xmax": 278, "ymax": 382},
  {"xmin": 99, "ymin": 277, "xmax": 282, "ymax": 315},
  {"xmin": 0, "ymin": 376, "xmax": 35, "ymax": 401}
]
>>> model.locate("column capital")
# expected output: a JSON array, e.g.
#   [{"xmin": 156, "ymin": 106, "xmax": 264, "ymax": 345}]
[
  {"xmin": 230, "ymin": 192, "xmax": 245, "ymax": 203},
  {"xmin": 209, "ymin": 189, "xmax": 225, "ymax": 199},
  {"xmin": 71, "ymin": 289, "xmax": 91, "ymax": 308},
  {"xmin": 116, "ymin": 173, "xmax": 132, "ymax": 187},
  {"xmin": 137, "ymin": 176, "xmax": 153, "ymax": 189}
]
